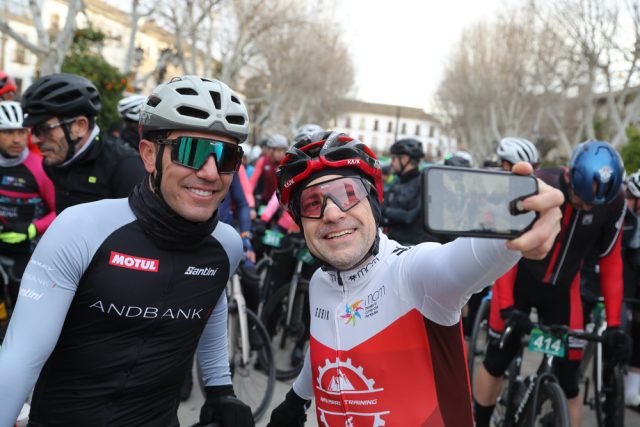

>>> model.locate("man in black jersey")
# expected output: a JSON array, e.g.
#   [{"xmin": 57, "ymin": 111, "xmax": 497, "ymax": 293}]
[
  {"xmin": 0, "ymin": 76, "xmax": 254, "ymax": 426},
  {"xmin": 20, "ymin": 73, "xmax": 146, "ymax": 213},
  {"xmin": 381, "ymin": 138, "xmax": 437, "ymax": 245}
]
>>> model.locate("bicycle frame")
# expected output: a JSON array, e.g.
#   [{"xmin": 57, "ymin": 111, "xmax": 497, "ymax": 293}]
[
  {"xmin": 284, "ymin": 255, "xmax": 305, "ymax": 328},
  {"xmin": 227, "ymin": 273, "xmax": 250, "ymax": 365},
  {"xmin": 502, "ymin": 344, "xmax": 560, "ymax": 427}
]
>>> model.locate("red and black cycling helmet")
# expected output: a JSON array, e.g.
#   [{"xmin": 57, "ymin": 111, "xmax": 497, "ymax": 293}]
[
  {"xmin": 0, "ymin": 71, "xmax": 17, "ymax": 99},
  {"xmin": 277, "ymin": 131, "xmax": 383, "ymax": 224}
]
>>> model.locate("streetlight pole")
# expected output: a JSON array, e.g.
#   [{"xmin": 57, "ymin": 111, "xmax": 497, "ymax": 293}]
[{"xmin": 394, "ymin": 106, "xmax": 401, "ymax": 142}]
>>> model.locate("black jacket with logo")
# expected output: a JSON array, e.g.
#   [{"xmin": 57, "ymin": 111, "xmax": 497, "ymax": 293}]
[{"xmin": 44, "ymin": 133, "xmax": 146, "ymax": 213}]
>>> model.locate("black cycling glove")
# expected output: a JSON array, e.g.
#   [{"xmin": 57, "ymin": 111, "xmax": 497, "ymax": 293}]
[
  {"xmin": 267, "ymin": 388, "xmax": 311, "ymax": 427},
  {"xmin": 603, "ymin": 326, "xmax": 632, "ymax": 364},
  {"xmin": 199, "ymin": 385, "xmax": 254, "ymax": 427},
  {"xmin": 500, "ymin": 307, "xmax": 533, "ymax": 335}
]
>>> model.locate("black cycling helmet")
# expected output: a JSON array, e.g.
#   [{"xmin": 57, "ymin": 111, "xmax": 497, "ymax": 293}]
[
  {"xmin": 21, "ymin": 73, "xmax": 101, "ymax": 126},
  {"xmin": 390, "ymin": 138, "xmax": 424, "ymax": 160}
]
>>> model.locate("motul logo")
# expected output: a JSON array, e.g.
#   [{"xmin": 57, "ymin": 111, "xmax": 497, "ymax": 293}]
[{"xmin": 109, "ymin": 251, "xmax": 159, "ymax": 272}]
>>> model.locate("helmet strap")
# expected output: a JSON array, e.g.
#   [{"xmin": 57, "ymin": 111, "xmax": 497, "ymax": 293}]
[
  {"xmin": 152, "ymin": 144, "xmax": 166, "ymax": 198},
  {"xmin": 398, "ymin": 156, "xmax": 416, "ymax": 175},
  {"xmin": 61, "ymin": 123, "xmax": 82, "ymax": 162}
]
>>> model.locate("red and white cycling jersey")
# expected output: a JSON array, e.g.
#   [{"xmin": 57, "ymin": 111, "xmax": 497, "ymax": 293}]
[{"xmin": 293, "ymin": 232, "xmax": 521, "ymax": 426}]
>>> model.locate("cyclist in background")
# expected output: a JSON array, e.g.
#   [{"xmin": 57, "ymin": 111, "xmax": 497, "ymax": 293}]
[
  {"xmin": 444, "ymin": 150, "xmax": 474, "ymax": 167},
  {"xmin": 293, "ymin": 124, "xmax": 323, "ymax": 143},
  {"xmin": 0, "ymin": 101, "xmax": 55, "ymax": 309},
  {"xmin": 250, "ymin": 134, "xmax": 288, "ymax": 206},
  {"xmin": 20, "ymin": 73, "xmax": 146, "ymax": 213},
  {"xmin": 496, "ymin": 137, "xmax": 540, "ymax": 171},
  {"xmin": 622, "ymin": 171, "xmax": 640, "ymax": 408},
  {"xmin": 0, "ymin": 75, "xmax": 254, "ymax": 427},
  {"xmin": 0, "ymin": 71, "xmax": 17, "ymax": 100},
  {"xmin": 474, "ymin": 140, "xmax": 629, "ymax": 427},
  {"xmin": 266, "ymin": 131, "xmax": 563, "ymax": 427},
  {"xmin": 237, "ymin": 142, "xmax": 256, "ymax": 219},
  {"xmin": 381, "ymin": 138, "xmax": 437, "ymax": 245},
  {"xmin": 117, "ymin": 93, "xmax": 147, "ymax": 151}
]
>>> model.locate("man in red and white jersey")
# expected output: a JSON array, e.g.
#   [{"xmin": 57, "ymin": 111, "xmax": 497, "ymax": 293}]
[{"xmin": 265, "ymin": 131, "xmax": 564, "ymax": 427}]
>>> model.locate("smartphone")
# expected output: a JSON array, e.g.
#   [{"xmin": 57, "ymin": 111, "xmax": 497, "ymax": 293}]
[{"xmin": 422, "ymin": 166, "xmax": 539, "ymax": 239}]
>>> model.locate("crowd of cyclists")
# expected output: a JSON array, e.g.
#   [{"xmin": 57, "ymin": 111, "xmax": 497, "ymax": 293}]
[{"xmin": 0, "ymin": 67, "xmax": 637, "ymax": 427}]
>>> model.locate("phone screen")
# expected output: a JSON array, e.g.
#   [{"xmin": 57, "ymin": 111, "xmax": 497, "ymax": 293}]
[{"xmin": 423, "ymin": 166, "xmax": 538, "ymax": 239}]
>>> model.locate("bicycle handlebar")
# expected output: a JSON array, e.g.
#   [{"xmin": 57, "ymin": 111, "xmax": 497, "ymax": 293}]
[{"xmin": 498, "ymin": 320, "xmax": 603, "ymax": 351}]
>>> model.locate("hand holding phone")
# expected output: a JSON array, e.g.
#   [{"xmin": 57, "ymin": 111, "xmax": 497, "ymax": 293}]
[{"xmin": 422, "ymin": 166, "xmax": 539, "ymax": 239}]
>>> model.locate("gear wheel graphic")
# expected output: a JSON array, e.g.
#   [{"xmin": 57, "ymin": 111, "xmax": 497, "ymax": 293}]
[{"xmin": 316, "ymin": 357, "xmax": 378, "ymax": 392}]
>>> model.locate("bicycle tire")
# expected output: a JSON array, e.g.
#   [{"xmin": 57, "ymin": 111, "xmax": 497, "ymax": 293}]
[
  {"xmin": 468, "ymin": 298, "xmax": 490, "ymax": 390},
  {"xmin": 197, "ymin": 308, "xmax": 276, "ymax": 422},
  {"xmin": 261, "ymin": 280, "xmax": 310, "ymax": 380},
  {"xmin": 526, "ymin": 381, "xmax": 570, "ymax": 427},
  {"xmin": 491, "ymin": 358, "xmax": 521, "ymax": 427},
  {"xmin": 598, "ymin": 363, "xmax": 625, "ymax": 427}
]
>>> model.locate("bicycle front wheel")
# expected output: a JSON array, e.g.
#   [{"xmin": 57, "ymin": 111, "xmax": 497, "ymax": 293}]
[
  {"xmin": 468, "ymin": 298, "xmax": 490, "ymax": 390},
  {"xmin": 230, "ymin": 308, "xmax": 276, "ymax": 422},
  {"xmin": 526, "ymin": 381, "xmax": 570, "ymax": 427},
  {"xmin": 601, "ymin": 363, "xmax": 625, "ymax": 427},
  {"xmin": 261, "ymin": 280, "xmax": 310, "ymax": 380}
]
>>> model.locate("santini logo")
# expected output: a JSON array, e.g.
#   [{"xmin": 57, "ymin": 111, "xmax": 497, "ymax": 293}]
[
  {"xmin": 109, "ymin": 251, "xmax": 159, "ymax": 272},
  {"xmin": 185, "ymin": 266, "xmax": 218, "ymax": 276}
]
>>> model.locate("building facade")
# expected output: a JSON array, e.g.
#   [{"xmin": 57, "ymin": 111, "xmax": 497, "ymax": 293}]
[
  {"xmin": 332, "ymin": 99, "xmax": 457, "ymax": 160},
  {"xmin": 0, "ymin": 0, "xmax": 185, "ymax": 95}
]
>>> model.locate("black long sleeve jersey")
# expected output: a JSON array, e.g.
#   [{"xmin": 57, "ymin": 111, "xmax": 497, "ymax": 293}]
[{"xmin": 0, "ymin": 198, "xmax": 242, "ymax": 426}]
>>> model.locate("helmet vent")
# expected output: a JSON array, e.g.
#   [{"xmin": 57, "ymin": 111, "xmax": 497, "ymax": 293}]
[
  {"xmin": 210, "ymin": 91, "xmax": 221, "ymax": 109},
  {"xmin": 226, "ymin": 115, "xmax": 245, "ymax": 125},
  {"xmin": 176, "ymin": 87, "xmax": 198, "ymax": 96},
  {"xmin": 53, "ymin": 89, "xmax": 82, "ymax": 105},
  {"xmin": 146, "ymin": 96, "xmax": 161, "ymax": 107},
  {"xmin": 177, "ymin": 105, "xmax": 209, "ymax": 119},
  {"xmin": 231, "ymin": 95, "xmax": 240, "ymax": 104}
]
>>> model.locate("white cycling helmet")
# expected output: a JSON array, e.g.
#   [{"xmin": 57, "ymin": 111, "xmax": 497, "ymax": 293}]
[
  {"xmin": 139, "ymin": 75, "xmax": 249, "ymax": 142},
  {"xmin": 0, "ymin": 101, "xmax": 24, "ymax": 130},
  {"xmin": 239, "ymin": 142, "xmax": 250, "ymax": 157},
  {"xmin": 294, "ymin": 123, "xmax": 324, "ymax": 141},
  {"xmin": 266, "ymin": 133, "xmax": 288, "ymax": 149},
  {"xmin": 626, "ymin": 171, "xmax": 640, "ymax": 198},
  {"xmin": 117, "ymin": 94, "xmax": 147, "ymax": 122},
  {"xmin": 497, "ymin": 137, "xmax": 539, "ymax": 165}
]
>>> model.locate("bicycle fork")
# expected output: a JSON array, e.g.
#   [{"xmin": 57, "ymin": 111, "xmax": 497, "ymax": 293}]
[
  {"xmin": 230, "ymin": 274, "xmax": 251, "ymax": 366},
  {"xmin": 284, "ymin": 260, "xmax": 304, "ymax": 328}
]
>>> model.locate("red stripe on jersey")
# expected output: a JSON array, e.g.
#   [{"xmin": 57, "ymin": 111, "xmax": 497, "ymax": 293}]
[{"xmin": 543, "ymin": 203, "xmax": 574, "ymax": 282}]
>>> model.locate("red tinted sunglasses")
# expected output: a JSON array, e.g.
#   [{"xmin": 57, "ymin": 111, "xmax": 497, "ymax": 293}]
[{"xmin": 298, "ymin": 176, "xmax": 370, "ymax": 219}]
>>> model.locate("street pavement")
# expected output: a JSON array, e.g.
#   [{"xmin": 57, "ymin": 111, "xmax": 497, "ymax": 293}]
[{"xmin": 178, "ymin": 353, "xmax": 640, "ymax": 427}]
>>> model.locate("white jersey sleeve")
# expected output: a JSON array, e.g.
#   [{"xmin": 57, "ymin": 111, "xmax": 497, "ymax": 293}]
[{"xmin": 396, "ymin": 237, "xmax": 521, "ymax": 325}]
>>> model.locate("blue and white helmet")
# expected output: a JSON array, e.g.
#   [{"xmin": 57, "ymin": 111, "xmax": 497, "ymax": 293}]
[{"xmin": 568, "ymin": 140, "xmax": 624, "ymax": 205}]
